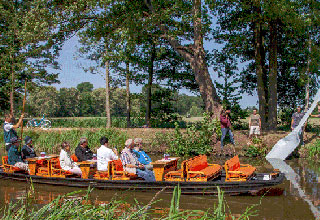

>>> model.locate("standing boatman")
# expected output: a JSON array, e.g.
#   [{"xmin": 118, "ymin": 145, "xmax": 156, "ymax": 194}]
[{"xmin": 3, "ymin": 113, "xmax": 24, "ymax": 152}]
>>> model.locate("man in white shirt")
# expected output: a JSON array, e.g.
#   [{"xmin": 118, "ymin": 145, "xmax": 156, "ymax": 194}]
[{"xmin": 97, "ymin": 136, "xmax": 118, "ymax": 171}]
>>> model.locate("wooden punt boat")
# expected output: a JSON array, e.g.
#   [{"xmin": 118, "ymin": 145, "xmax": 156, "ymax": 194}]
[{"xmin": 0, "ymin": 169, "xmax": 285, "ymax": 195}]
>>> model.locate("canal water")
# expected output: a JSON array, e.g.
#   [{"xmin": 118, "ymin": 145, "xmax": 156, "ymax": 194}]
[{"xmin": 0, "ymin": 157, "xmax": 319, "ymax": 219}]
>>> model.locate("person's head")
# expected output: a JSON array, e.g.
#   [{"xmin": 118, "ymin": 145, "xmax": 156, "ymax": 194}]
[
  {"xmin": 253, "ymin": 109, "xmax": 257, "ymax": 115},
  {"xmin": 100, "ymin": 136, "xmax": 109, "ymax": 146},
  {"xmin": 134, "ymin": 138, "xmax": 143, "ymax": 151},
  {"xmin": 79, "ymin": 137, "xmax": 88, "ymax": 148},
  {"xmin": 24, "ymin": 136, "xmax": 32, "ymax": 146},
  {"xmin": 4, "ymin": 114, "xmax": 14, "ymax": 123},
  {"xmin": 10, "ymin": 137, "xmax": 21, "ymax": 146},
  {"xmin": 61, "ymin": 141, "xmax": 70, "ymax": 152},
  {"xmin": 297, "ymin": 106, "xmax": 302, "ymax": 113},
  {"xmin": 125, "ymin": 139, "xmax": 134, "ymax": 149}
]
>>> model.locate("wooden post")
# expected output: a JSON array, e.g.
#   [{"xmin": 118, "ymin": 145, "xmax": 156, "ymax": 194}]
[{"xmin": 105, "ymin": 60, "xmax": 111, "ymax": 128}]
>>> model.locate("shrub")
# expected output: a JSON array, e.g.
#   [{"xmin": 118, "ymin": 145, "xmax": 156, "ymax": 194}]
[
  {"xmin": 243, "ymin": 137, "xmax": 267, "ymax": 157},
  {"xmin": 167, "ymin": 113, "xmax": 219, "ymax": 156}
]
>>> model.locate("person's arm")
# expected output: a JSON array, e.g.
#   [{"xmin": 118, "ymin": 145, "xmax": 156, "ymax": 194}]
[
  {"xmin": 248, "ymin": 117, "xmax": 251, "ymax": 128},
  {"xmin": 12, "ymin": 114, "xmax": 24, "ymax": 129},
  {"xmin": 291, "ymin": 118, "xmax": 294, "ymax": 130}
]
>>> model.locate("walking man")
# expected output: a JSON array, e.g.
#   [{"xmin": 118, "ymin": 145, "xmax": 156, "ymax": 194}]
[
  {"xmin": 220, "ymin": 108, "xmax": 235, "ymax": 149},
  {"xmin": 291, "ymin": 106, "xmax": 305, "ymax": 146},
  {"xmin": 249, "ymin": 108, "xmax": 261, "ymax": 139}
]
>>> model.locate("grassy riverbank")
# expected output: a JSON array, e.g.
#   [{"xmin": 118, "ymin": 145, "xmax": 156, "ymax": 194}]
[
  {"xmin": 0, "ymin": 126, "xmax": 319, "ymax": 160},
  {"xmin": 0, "ymin": 186, "xmax": 258, "ymax": 220}
]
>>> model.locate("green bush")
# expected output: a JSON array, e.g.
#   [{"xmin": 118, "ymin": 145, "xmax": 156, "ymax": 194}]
[
  {"xmin": 167, "ymin": 113, "xmax": 219, "ymax": 156},
  {"xmin": 243, "ymin": 137, "xmax": 267, "ymax": 157},
  {"xmin": 308, "ymin": 140, "xmax": 320, "ymax": 160}
]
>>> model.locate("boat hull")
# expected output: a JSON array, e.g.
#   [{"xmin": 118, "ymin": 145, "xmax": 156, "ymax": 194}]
[{"xmin": 0, "ymin": 170, "xmax": 285, "ymax": 195}]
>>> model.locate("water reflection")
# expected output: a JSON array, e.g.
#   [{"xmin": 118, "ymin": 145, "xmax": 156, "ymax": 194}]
[{"xmin": 0, "ymin": 158, "xmax": 318, "ymax": 220}]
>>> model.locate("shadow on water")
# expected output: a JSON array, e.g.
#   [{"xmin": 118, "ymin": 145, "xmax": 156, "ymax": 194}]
[{"xmin": 0, "ymin": 155, "xmax": 319, "ymax": 219}]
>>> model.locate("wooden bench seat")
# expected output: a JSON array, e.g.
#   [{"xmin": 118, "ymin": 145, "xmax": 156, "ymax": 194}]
[
  {"xmin": 225, "ymin": 155, "xmax": 256, "ymax": 182},
  {"xmin": 110, "ymin": 160, "xmax": 137, "ymax": 180},
  {"xmin": 185, "ymin": 155, "xmax": 222, "ymax": 182},
  {"xmin": 1, "ymin": 156, "xmax": 25, "ymax": 173},
  {"xmin": 94, "ymin": 160, "xmax": 137, "ymax": 181},
  {"xmin": 165, "ymin": 155, "xmax": 222, "ymax": 182},
  {"xmin": 50, "ymin": 157, "xmax": 73, "ymax": 178}
]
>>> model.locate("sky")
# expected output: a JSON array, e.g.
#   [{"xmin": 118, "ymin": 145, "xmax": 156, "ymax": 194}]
[{"xmin": 50, "ymin": 35, "xmax": 258, "ymax": 108}]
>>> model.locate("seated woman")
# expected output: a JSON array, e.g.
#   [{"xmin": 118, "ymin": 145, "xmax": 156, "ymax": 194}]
[
  {"xmin": 133, "ymin": 138, "xmax": 153, "ymax": 170},
  {"xmin": 120, "ymin": 139, "xmax": 155, "ymax": 181},
  {"xmin": 21, "ymin": 136, "xmax": 37, "ymax": 160},
  {"xmin": 59, "ymin": 141, "xmax": 82, "ymax": 176},
  {"xmin": 7, "ymin": 137, "xmax": 29, "ymax": 171}
]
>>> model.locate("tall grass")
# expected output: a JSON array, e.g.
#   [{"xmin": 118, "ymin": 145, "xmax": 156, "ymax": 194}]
[
  {"xmin": 22, "ymin": 117, "xmax": 188, "ymax": 129},
  {"xmin": 0, "ymin": 128, "xmax": 128, "ymax": 154},
  {"xmin": 0, "ymin": 186, "xmax": 259, "ymax": 220}
]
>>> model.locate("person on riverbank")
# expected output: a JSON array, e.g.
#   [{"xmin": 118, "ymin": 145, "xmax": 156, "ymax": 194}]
[
  {"xmin": 59, "ymin": 141, "xmax": 82, "ymax": 176},
  {"xmin": 291, "ymin": 106, "xmax": 306, "ymax": 146},
  {"xmin": 97, "ymin": 136, "xmax": 118, "ymax": 171},
  {"xmin": 21, "ymin": 136, "xmax": 37, "ymax": 160},
  {"xmin": 220, "ymin": 108, "xmax": 235, "ymax": 149},
  {"xmin": 75, "ymin": 137, "xmax": 93, "ymax": 162},
  {"xmin": 3, "ymin": 113, "xmax": 24, "ymax": 152},
  {"xmin": 133, "ymin": 138, "xmax": 153, "ymax": 170},
  {"xmin": 248, "ymin": 109, "xmax": 261, "ymax": 139},
  {"xmin": 120, "ymin": 139, "xmax": 155, "ymax": 181},
  {"xmin": 7, "ymin": 137, "xmax": 29, "ymax": 171}
]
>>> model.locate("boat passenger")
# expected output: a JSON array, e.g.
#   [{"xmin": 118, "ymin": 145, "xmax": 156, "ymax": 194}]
[
  {"xmin": 75, "ymin": 137, "xmax": 93, "ymax": 162},
  {"xmin": 3, "ymin": 113, "xmax": 24, "ymax": 152},
  {"xmin": 97, "ymin": 136, "xmax": 118, "ymax": 171},
  {"xmin": 7, "ymin": 137, "xmax": 29, "ymax": 171},
  {"xmin": 120, "ymin": 139, "xmax": 155, "ymax": 181},
  {"xmin": 59, "ymin": 141, "xmax": 82, "ymax": 176},
  {"xmin": 21, "ymin": 136, "xmax": 37, "ymax": 160},
  {"xmin": 133, "ymin": 138, "xmax": 153, "ymax": 170}
]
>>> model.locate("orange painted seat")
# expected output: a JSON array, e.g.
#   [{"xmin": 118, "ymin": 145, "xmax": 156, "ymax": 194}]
[
  {"xmin": 185, "ymin": 155, "xmax": 222, "ymax": 182},
  {"xmin": 1, "ymin": 156, "xmax": 24, "ymax": 173},
  {"xmin": 50, "ymin": 157, "xmax": 73, "ymax": 178},
  {"xmin": 36, "ymin": 159, "xmax": 51, "ymax": 177},
  {"xmin": 71, "ymin": 154, "xmax": 78, "ymax": 162},
  {"xmin": 165, "ymin": 155, "xmax": 222, "ymax": 182},
  {"xmin": 224, "ymin": 155, "xmax": 256, "ymax": 182},
  {"xmin": 110, "ymin": 160, "xmax": 137, "ymax": 180}
]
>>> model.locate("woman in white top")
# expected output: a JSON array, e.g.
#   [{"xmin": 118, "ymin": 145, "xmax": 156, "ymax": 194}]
[{"xmin": 59, "ymin": 141, "xmax": 82, "ymax": 176}]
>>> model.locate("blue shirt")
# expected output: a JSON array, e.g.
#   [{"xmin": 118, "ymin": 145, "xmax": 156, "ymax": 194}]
[{"xmin": 133, "ymin": 150, "xmax": 152, "ymax": 165}]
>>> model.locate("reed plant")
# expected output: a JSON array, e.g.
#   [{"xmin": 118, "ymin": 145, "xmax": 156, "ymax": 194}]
[
  {"xmin": 0, "ymin": 128, "xmax": 128, "ymax": 154},
  {"xmin": 0, "ymin": 186, "xmax": 259, "ymax": 220}
]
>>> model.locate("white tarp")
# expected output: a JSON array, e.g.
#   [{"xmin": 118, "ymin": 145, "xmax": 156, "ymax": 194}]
[{"xmin": 266, "ymin": 89, "xmax": 320, "ymax": 160}]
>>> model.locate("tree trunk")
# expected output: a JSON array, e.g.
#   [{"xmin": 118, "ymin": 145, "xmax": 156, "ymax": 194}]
[
  {"xmin": 145, "ymin": 43, "xmax": 156, "ymax": 127},
  {"xmin": 105, "ymin": 60, "xmax": 111, "ymax": 128},
  {"xmin": 268, "ymin": 20, "xmax": 278, "ymax": 130},
  {"xmin": 192, "ymin": 0, "xmax": 221, "ymax": 116},
  {"xmin": 145, "ymin": 0, "xmax": 221, "ymax": 116},
  {"xmin": 254, "ymin": 1, "xmax": 268, "ymax": 130},
  {"xmin": 304, "ymin": 34, "xmax": 312, "ymax": 111},
  {"xmin": 126, "ymin": 62, "xmax": 131, "ymax": 128}
]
